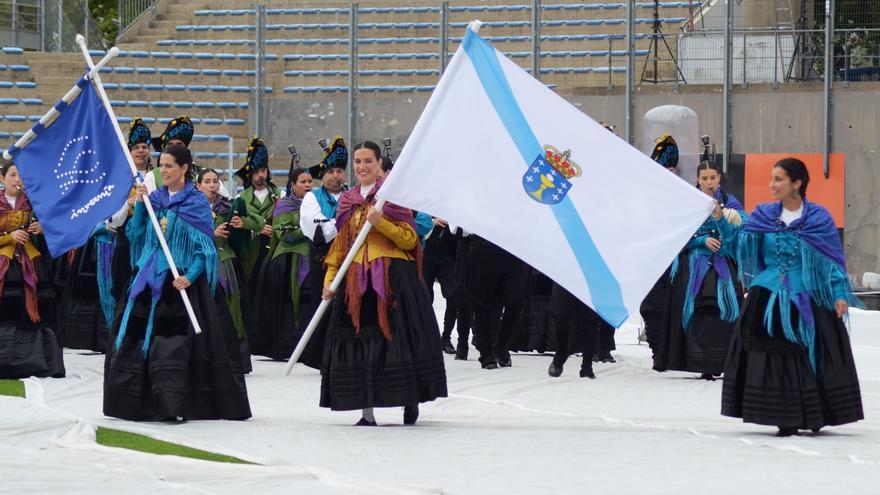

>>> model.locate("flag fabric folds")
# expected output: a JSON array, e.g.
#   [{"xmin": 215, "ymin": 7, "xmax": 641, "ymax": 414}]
[
  {"xmin": 378, "ymin": 27, "xmax": 714, "ymax": 327},
  {"xmin": 8, "ymin": 76, "xmax": 133, "ymax": 258}
]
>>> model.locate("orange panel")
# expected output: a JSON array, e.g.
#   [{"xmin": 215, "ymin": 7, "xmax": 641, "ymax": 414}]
[{"xmin": 743, "ymin": 153, "xmax": 845, "ymax": 227}]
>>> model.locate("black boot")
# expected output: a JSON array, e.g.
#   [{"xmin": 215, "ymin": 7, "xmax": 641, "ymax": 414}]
[
  {"xmin": 442, "ymin": 337, "xmax": 456, "ymax": 354},
  {"xmin": 776, "ymin": 427, "xmax": 799, "ymax": 437},
  {"xmin": 700, "ymin": 373, "xmax": 716, "ymax": 381},
  {"xmin": 355, "ymin": 418, "xmax": 377, "ymax": 426},
  {"xmin": 598, "ymin": 352, "xmax": 616, "ymax": 363},
  {"xmin": 455, "ymin": 339, "xmax": 468, "ymax": 360},
  {"xmin": 495, "ymin": 350, "xmax": 512, "ymax": 368},
  {"xmin": 579, "ymin": 365, "xmax": 596, "ymax": 379},
  {"xmin": 548, "ymin": 362, "xmax": 563, "ymax": 377},
  {"xmin": 403, "ymin": 404, "xmax": 420, "ymax": 425}
]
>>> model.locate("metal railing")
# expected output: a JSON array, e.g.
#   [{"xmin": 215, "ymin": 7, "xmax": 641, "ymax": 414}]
[
  {"xmin": 118, "ymin": 0, "xmax": 155, "ymax": 36},
  {"xmin": 0, "ymin": 0, "xmax": 41, "ymax": 49}
]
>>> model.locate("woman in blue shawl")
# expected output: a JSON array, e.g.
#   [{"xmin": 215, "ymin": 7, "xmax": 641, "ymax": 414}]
[
  {"xmin": 653, "ymin": 160, "xmax": 745, "ymax": 379},
  {"xmin": 716, "ymin": 158, "xmax": 862, "ymax": 436},
  {"xmin": 103, "ymin": 144, "xmax": 251, "ymax": 422}
]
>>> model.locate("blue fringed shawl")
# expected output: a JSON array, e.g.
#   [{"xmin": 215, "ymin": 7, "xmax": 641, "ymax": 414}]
[
  {"xmin": 674, "ymin": 217, "xmax": 740, "ymax": 331},
  {"xmin": 727, "ymin": 201, "xmax": 861, "ymax": 372},
  {"xmin": 115, "ymin": 183, "xmax": 218, "ymax": 354},
  {"xmin": 92, "ymin": 224, "xmax": 117, "ymax": 327}
]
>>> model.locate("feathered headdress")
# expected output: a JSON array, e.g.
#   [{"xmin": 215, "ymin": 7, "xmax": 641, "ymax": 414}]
[
  {"xmin": 127, "ymin": 118, "xmax": 152, "ymax": 149},
  {"xmin": 235, "ymin": 137, "xmax": 269, "ymax": 189},
  {"xmin": 151, "ymin": 116, "xmax": 194, "ymax": 152},
  {"xmin": 651, "ymin": 133, "xmax": 679, "ymax": 168},
  {"xmin": 308, "ymin": 136, "xmax": 348, "ymax": 180}
]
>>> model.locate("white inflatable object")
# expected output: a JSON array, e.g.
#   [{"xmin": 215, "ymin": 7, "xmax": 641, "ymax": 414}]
[
  {"xmin": 862, "ymin": 272, "xmax": 880, "ymax": 290},
  {"xmin": 642, "ymin": 105, "xmax": 700, "ymax": 182}
]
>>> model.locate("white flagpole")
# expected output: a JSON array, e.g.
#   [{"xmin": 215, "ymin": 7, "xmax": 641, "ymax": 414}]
[
  {"xmin": 1, "ymin": 50, "xmax": 118, "ymax": 160},
  {"xmin": 74, "ymin": 35, "xmax": 203, "ymax": 335},
  {"xmin": 284, "ymin": 198, "xmax": 386, "ymax": 375},
  {"xmin": 283, "ymin": 20, "xmax": 483, "ymax": 375}
]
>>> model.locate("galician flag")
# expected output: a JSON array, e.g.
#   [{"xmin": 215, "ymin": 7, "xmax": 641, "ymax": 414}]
[{"xmin": 378, "ymin": 25, "xmax": 714, "ymax": 327}]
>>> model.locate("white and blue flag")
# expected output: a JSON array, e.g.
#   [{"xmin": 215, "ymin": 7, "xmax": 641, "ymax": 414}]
[
  {"xmin": 378, "ymin": 26, "xmax": 714, "ymax": 327},
  {"xmin": 7, "ymin": 75, "xmax": 132, "ymax": 258}
]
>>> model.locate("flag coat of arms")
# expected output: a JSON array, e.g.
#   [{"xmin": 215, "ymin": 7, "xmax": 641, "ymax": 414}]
[
  {"xmin": 7, "ymin": 76, "xmax": 133, "ymax": 258},
  {"xmin": 378, "ymin": 26, "xmax": 714, "ymax": 327}
]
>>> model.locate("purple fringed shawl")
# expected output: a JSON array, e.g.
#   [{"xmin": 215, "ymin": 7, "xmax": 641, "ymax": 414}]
[
  {"xmin": 743, "ymin": 201, "xmax": 844, "ymax": 268},
  {"xmin": 333, "ymin": 179, "xmax": 418, "ymax": 340}
]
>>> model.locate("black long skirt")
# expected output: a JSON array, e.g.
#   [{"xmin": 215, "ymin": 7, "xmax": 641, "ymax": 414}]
[
  {"xmin": 721, "ymin": 287, "xmax": 863, "ymax": 430},
  {"xmin": 654, "ymin": 262, "xmax": 738, "ymax": 375},
  {"xmin": 640, "ymin": 261, "xmax": 676, "ymax": 359},
  {"xmin": 320, "ymin": 259, "xmax": 448, "ymax": 411},
  {"xmin": 57, "ymin": 239, "xmax": 110, "ymax": 353},
  {"xmin": 103, "ymin": 275, "xmax": 251, "ymax": 421},
  {"xmin": 0, "ymin": 257, "xmax": 65, "ymax": 379},
  {"xmin": 250, "ymin": 253, "xmax": 312, "ymax": 362}
]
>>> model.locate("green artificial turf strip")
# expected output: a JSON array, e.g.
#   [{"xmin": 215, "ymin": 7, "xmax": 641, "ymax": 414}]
[
  {"xmin": 0, "ymin": 379, "xmax": 25, "ymax": 398},
  {"xmin": 96, "ymin": 427, "xmax": 255, "ymax": 465}
]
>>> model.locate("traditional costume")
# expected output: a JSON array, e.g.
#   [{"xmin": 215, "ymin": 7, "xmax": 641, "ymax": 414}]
[
  {"xmin": 719, "ymin": 200, "xmax": 862, "ymax": 431},
  {"xmin": 234, "ymin": 137, "xmax": 281, "ymax": 282},
  {"xmin": 0, "ymin": 188, "xmax": 65, "ymax": 378},
  {"xmin": 465, "ymin": 234, "xmax": 524, "ymax": 369},
  {"xmin": 56, "ymin": 222, "xmax": 115, "ymax": 352},
  {"xmin": 547, "ymin": 283, "xmax": 600, "ymax": 379},
  {"xmin": 640, "ymin": 134, "xmax": 681, "ymax": 357},
  {"xmin": 109, "ymin": 119, "xmax": 156, "ymax": 305},
  {"xmin": 208, "ymin": 193, "xmax": 252, "ymax": 373},
  {"xmin": 320, "ymin": 179, "xmax": 447, "ymax": 416},
  {"xmin": 297, "ymin": 136, "xmax": 348, "ymax": 369},
  {"xmin": 104, "ymin": 182, "xmax": 250, "ymax": 421},
  {"xmin": 422, "ymin": 223, "xmax": 459, "ymax": 353},
  {"xmin": 249, "ymin": 187, "xmax": 310, "ymax": 360},
  {"xmin": 653, "ymin": 191, "xmax": 745, "ymax": 376}
]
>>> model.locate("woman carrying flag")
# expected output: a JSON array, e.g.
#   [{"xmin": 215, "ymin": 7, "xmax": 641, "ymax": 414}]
[
  {"xmin": 717, "ymin": 157, "xmax": 862, "ymax": 436},
  {"xmin": 320, "ymin": 141, "xmax": 447, "ymax": 426},
  {"xmin": 653, "ymin": 159, "xmax": 745, "ymax": 380},
  {"xmin": 104, "ymin": 144, "xmax": 250, "ymax": 422},
  {"xmin": 0, "ymin": 162, "xmax": 65, "ymax": 378}
]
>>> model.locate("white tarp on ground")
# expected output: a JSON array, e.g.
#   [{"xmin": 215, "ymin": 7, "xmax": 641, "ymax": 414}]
[{"xmin": 3, "ymin": 301, "xmax": 879, "ymax": 494}]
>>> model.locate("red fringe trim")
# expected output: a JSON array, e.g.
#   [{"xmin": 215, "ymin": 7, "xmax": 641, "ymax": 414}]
[
  {"xmin": 67, "ymin": 249, "xmax": 78, "ymax": 269},
  {"xmin": 336, "ymin": 205, "xmax": 417, "ymax": 343},
  {"xmin": 24, "ymin": 283, "xmax": 40, "ymax": 323},
  {"xmin": 0, "ymin": 256, "xmax": 41, "ymax": 323}
]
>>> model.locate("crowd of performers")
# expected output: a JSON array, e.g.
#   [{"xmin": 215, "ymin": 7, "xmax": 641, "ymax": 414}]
[{"xmin": 0, "ymin": 116, "xmax": 864, "ymax": 435}]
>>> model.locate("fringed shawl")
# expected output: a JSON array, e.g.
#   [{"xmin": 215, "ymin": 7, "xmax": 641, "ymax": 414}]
[
  {"xmin": 116, "ymin": 182, "xmax": 218, "ymax": 355},
  {"xmin": 334, "ymin": 179, "xmax": 421, "ymax": 341},
  {"xmin": 93, "ymin": 224, "xmax": 117, "ymax": 327},
  {"xmin": 273, "ymin": 194, "xmax": 303, "ymax": 216},
  {"xmin": 734, "ymin": 201, "xmax": 861, "ymax": 372},
  {"xmin": 677, "ymin": 218, "xmax": 739, "ymax": 331}
]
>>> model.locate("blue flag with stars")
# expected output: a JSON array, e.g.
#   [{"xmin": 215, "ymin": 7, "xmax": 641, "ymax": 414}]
[{"xmin": 8, "ymin": 76, "xmax": 132, "ymax": 258}]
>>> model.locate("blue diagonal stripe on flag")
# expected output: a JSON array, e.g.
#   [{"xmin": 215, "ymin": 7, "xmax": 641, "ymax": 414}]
[{"xmin": 461, "ymin": 29, "xmax": 628, "ymax": 326}]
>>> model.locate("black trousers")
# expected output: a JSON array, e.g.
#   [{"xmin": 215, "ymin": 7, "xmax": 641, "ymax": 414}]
[
  {"xmin": 423, "ymin": 248, "xmax": 459, "ymax": 338},
  {"xmin": 466, "ymin": 249, "xmax": 523, "ymax": 365},
  {"xmin": 549, "ymin": 283, "xmax": 598, "ymax": 369}
]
